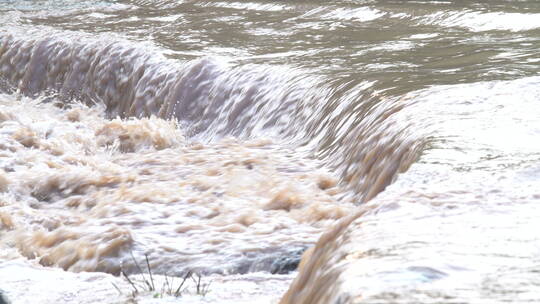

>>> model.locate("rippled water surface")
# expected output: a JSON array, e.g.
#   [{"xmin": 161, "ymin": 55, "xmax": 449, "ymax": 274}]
[{"xmin": 1, "ymin": 1, "xmax": 539, "ymax": 303}]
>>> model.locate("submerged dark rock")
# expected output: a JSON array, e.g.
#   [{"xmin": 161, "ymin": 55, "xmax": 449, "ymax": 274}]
[
  {"xmin": 255, "ymin": 247, "xmax": 305, "ymax": 275},
  {"xmin": 269, "ymin": 249, "xmax": 303, "ymax": 274},
  {"xmin": 0, "ymin": 291, "xmax": 10, "ymax": 304},
  {"xmin": 211, "ymin": 247, "xmax": 306, "ymax": 275}
]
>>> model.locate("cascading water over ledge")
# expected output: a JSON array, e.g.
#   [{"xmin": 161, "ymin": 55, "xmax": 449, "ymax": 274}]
[
  {"xmin": 2, "ymin": 1, "xmax": 540, "ymax": 303},
  {"xmin": 0, "ymin": 28, "xmax": 424, "ymax": 203}
]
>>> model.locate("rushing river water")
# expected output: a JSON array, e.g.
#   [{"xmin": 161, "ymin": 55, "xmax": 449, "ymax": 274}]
[{"xmin": 1, "ymin": 1, "xmax": 540, "ymax": 303}]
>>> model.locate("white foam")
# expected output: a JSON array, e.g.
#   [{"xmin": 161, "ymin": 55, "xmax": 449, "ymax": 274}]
[{"xmin": 421, "ymin": 10, "xmax": 540, "ymax": 32}]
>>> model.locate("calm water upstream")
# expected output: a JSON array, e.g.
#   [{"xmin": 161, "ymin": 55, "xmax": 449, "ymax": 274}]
[{"xmin": 1, "ymin": 0, "xmax": 540, "ymax": 303}]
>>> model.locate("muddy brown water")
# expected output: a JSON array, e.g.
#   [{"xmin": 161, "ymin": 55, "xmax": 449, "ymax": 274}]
[{"xmin": 1, "ymin": 1, "xmax": 540, "ymax": 303}]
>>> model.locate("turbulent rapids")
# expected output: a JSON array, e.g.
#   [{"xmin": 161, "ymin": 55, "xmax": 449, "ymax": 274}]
[
  {"xmin": 0, "ymin": 28, "xmax": 422, "ymax": 201},
  {"xmin": 0, "ymin": 27, "xmax": 420, "ymax": 275},
  {"xmin": 1, "ymin": 1, "xmax": 540, "ymax": 303}
]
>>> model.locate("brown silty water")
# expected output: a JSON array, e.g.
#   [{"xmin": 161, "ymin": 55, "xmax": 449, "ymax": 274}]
[
  {"xmin": 0, "ymin": 30, "xmax": 418, "ymax": 277},
  {"xmin": 1, "ymin": 0, "xmax": 540, "ymax": 303}
]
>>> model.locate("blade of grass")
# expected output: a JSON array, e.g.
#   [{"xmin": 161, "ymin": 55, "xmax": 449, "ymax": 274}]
[
  {"xmin": 174, "ymin": 271, "xmax": 192, "ymax": 297},
  {"xmin": 164, "ymin": 272, "xmax": 171, "ymax": 294},
  {"xmin": 121, "ymin": 269, "xmax": 139, "ymax": 294},
  {"xmin": 202, "ymin": 280, "xmax": 212, "ymax": 296},
  {"xmin": 111, "ymin": 282, "xmax": 123, "ymax": 295},
  {"xmin": 145, "ymin": 254, "xmax": 155, "ymax": 291},
  {"xmin": 130, "ymin": 251, "xmax": 152, "ymax": 290},
  {"xmin": 191, "ymin": 273, "xmax": 202, "ymax": 294}
]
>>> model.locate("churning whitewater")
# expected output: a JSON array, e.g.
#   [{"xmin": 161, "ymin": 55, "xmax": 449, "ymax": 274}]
[{"xmin": 1, "ymin": 0, "xmax": 540, "ymax": 303}]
